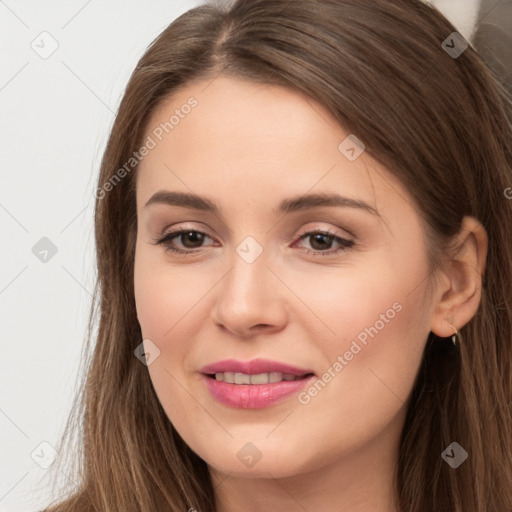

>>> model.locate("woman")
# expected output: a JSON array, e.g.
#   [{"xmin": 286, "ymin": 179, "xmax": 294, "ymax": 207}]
[{"xmin": 44, "ymin": 0, "xmax": 512, "ymax": 510}]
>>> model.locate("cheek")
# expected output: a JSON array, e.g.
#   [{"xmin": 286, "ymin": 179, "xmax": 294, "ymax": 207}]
[
  {"xmin": 133, "ymin": 248, "xmax": 208, "ymax": 429},
  {"xmin": 133, "ymin": 245, "xmax": 221, "ymax": 387},
  {"xmin": 134, "ymin": 245, "xmax": 202, "ymax": 340},
  {"xmin": 134, "ymin": 269, "xmax": 172, "ymax": 341},
  {"xmin": 297, "ymin": 253, "xmax": 430, "ymax": 435},
  {"xmin": 293, "ymin": 246, "xmax": 428, "ymax": 357}
]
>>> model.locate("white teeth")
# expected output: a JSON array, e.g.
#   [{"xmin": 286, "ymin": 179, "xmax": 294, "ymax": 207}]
[
  {"xmin": 250, "ymin": 373, "xmax": 269, "ymax": 384},
  {"xmin": 223, "ymin": 372, "xmax": 235, "ymax": 383},
  {"xmin": 234, "ymin": 372, "xmax": 251, "ymax": 384},
  {"xmin": 269, "ymin": 372, "xmax": 283, "ymax": 383},
  {"xmin": 213, "ymin": 371, "xmax": 304, "ymax": 384}
]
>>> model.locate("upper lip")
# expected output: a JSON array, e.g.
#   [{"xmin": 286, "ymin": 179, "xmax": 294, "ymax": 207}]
[{"xmin": 200, "ymin": 358, "xmax": 315, "ymax": 376}]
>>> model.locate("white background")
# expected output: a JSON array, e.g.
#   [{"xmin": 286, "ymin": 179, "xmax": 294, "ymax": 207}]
[
  {"xmin": 0, "ymin": 1, "xmax": 480, "ymax": 511},
  {"xmin": 0, "ymin": 2, "xmax": 203, "ymax": 511}
]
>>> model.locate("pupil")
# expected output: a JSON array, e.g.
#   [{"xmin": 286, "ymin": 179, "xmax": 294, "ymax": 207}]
[
  {"xmin": 183, "ymin": 232, "xmax": 204, "ymax": 248},
  {"xmin": 311, "ymin": 233, "xmax": 331, "ymax": 250}
]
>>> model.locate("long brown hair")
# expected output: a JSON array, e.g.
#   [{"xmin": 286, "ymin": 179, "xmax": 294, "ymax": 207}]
[{"xmin": 44, "ymin": 0, "xmax": 512, "ymax": 510}]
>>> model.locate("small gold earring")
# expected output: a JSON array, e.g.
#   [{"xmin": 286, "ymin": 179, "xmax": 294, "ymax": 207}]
[{"xmin": 447, "ymin": 320, "xmax": 459, "ymax": 346}]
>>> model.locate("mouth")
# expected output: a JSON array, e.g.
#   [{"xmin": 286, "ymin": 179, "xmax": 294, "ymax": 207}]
[
  {"xmin": 204, "ymin": 371, "xmax": 315, "ymax": 384},
  {"xmin": 199, "ymin": 359, "xmax": 317, "ymax": 408},
  {"xmin": 199, "ymin": 358, "xmax": 316, "ymax": 378}
]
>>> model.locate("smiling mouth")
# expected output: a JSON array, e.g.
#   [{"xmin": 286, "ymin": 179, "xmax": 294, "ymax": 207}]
[{"xmin": 205, "ymin": 372, "xmax": 315, "ymax": 384}]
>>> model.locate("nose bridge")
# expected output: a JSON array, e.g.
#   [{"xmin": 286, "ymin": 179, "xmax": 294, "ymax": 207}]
[
  {"xmin": 224, "ymin": 235, "xmax": 272, "ymax": 303},
  {"xmin": 212, "ymin": 234, "xmax": 287, "ymax": 335}
]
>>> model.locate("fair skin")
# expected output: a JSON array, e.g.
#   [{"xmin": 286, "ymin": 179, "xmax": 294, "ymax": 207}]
[{"xmin": 133, "ymin": 75, "xmax": 487, "ymax": 512}]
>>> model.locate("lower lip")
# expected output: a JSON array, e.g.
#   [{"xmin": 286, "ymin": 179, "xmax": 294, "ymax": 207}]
[{"xmin": 201, "ymin": 374, "xmax": 315, "ymax": 409}]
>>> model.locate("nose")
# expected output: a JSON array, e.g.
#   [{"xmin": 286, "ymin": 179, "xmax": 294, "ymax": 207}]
[{"xmin": 210, "ymin": 246, "xmax": 288, "ymax": 339}]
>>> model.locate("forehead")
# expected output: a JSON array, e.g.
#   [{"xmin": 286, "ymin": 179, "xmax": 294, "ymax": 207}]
[{"xmin": 136, "ymin": 75, "xmax": 413, "ymax": 223}]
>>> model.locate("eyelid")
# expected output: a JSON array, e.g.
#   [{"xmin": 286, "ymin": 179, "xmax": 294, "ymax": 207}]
[
  {"xmin": 156, "ymin": 221, "xmax": 352, "ymax": 242},
  {"xmin": 155, "ymin": 222, "xmax": 214, "ymax": 240},
  {"xmin": 294, "ymin": 224, "xmax": 353, "ymax": 241},
  {"xmin": 152, "ymin": 222, "xmax": 355, "ymax": 255},
  {"xmin": 149, "ymin": 223, "xmax": 215, "ymax": 248}
]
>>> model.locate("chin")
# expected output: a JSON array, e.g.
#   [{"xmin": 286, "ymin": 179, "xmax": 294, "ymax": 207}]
[{"xmin": 199, "ymin": 440, "xmax": 322, "ymax": 480}]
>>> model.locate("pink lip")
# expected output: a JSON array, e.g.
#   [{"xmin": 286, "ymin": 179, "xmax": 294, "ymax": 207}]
[
  {"xmin": 199, "ymin": 358, "xmax": 316, "ymax": 409},
  {"xmin": 201, "ymin": 374, "xmax": 316, "ymax": 409},
  {"xmin": 200, "ymin": 358, "xmax": 314, "ymax": 376}
]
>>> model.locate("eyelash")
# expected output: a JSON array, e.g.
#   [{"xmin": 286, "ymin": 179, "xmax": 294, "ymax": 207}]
[{"xmin": 151, "ymin": 227, "xmax": 355, "ymax": 257}]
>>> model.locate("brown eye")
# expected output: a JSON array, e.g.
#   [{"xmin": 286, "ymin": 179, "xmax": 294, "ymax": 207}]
[
  {"xmin": 294, "ymin": 230, "xmax": 354, "ymax": 256},
  {"xmin": 176, "ymin": 231, "xmax": 206, "ymax": 249},
  {"xmin": 155, "ymin": 229, "xmax": 215, "ymax": 255},
  {"xmin": 152, "ymin": 227, "xmax": 354, "ymax": 257}
]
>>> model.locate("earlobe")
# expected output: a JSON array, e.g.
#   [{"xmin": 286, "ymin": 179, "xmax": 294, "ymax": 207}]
[{"xmin": 430, "ymin": 216, "xmax": 488, "ymax": 338}]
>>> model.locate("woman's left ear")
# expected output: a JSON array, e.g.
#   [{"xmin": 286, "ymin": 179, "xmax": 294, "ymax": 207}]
[{"xmin": 430, "ymin": 216, "xmax": 488, "ymax": 338}]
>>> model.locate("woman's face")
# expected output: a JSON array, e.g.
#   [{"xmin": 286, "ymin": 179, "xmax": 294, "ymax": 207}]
[{"xmin": 134, "ymin": 75, "xmax": 437, "ymax": 478}]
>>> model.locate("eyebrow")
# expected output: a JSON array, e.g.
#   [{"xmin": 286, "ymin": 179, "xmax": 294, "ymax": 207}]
[{"xmin": 144, "ymin": 190, "xmax": 380, "ymax": 217}]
